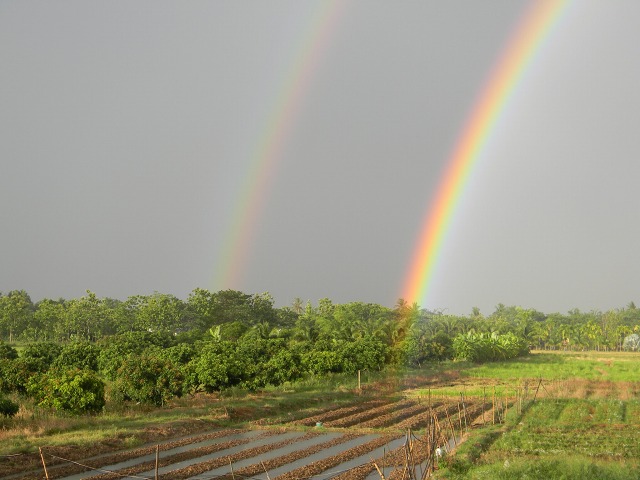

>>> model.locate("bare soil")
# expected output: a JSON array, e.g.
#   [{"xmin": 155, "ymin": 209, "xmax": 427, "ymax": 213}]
[{"xmin": 1, "ymin": 373, "xmax": 483, "ymax": 480}]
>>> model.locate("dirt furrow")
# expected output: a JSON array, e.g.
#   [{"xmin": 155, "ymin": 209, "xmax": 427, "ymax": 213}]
[
  {"xmin": 391, "ymin": 405, "xmax": 446, "ymax": 431},
  {"xmin": 329, "ymin": 442, "xmax": 408, "ymax": 480},
  {"xmin": 324, "ymin": 399, "xmax": 415, "ymax": 428},
  {"xmin": 356, "ymin": 403, "xmax": 432, "ymax": 430},
  {"xmin": 9, "ymin": 429, "xmax": 248, "ymax": 480},
  {"xmin": 86, "ymin": 434, "xmax": 273, "ymax": 480},
  {"xmin": 155, "ymin": 431, "xmax": 322, "ymax": 479},
  {"xmin": 289, "ymin": 399, "xmax": 389, "ymax": 427},
  {"xmin": 212, "ymin": 433, "xmax": 363, "ymax": 480},
  {"xmin": 273, "ymin": 434, "xmax": 398, "ymax": 480}
]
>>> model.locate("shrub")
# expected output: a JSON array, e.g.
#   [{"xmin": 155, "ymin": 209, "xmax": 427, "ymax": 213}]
[
  {"xmin": 112, "ymin": 355, "xmax": 184, "ymax": 406},
  {"xmin": 0, "ymin": 357, "xmax": 47, "ymax": 394},
  {"xmin": 259, "ymin": 349, "xmax": 302, "ymax": 386},
  {"xmin": 158, "ymin": 343, "xmax": 197, "ymax": 365},
  {"xmin": 191, "ymin": 341, "xmax": 242, "ymax": 392},
  {"xmin": 98, "ymin": 332, "xmax": 176, "ymax": 380},
  {"xmin": 0, "ymin": 397, "xmax": 19, "ymax": 417},
  {"xmin": 338, "ymin": 339, "xmax": 388, "ymax": 374},
  {"xmin": 453, "ymin": 332, "xmax": 529, "ymax": 363},
  {"xmin": 301, "ymin": 349, "xmax": 343, "ymax": 375},
  {"xmin": 0, "ymin": 342, "xmax": 18, "ymax": 360},
  {"xmin": 27, "ymin": 369, "xmax": 105, "ymax": 414},
  {"xmin": 22, "ymin": 342, "xmax": 62, "ymax": 365},
  {"xmin": 53, "ymin": 342, "xmax": 100, "ymax": 371}
]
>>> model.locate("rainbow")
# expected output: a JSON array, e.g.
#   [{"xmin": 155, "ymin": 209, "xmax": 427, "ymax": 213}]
[
  {"xmin": 213, "ymin": 1, "xmax": 347, "ymax": 291},
  {"xmin": 401, "ymin": 0, "xmax": 569, "ymax": 307}
]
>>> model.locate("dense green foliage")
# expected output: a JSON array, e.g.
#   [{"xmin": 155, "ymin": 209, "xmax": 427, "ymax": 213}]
[
  {"xmin": 27, "ymin": 369, "xmax": 105, "ymax": 414},
  {"xmin": 453, "ymin": 332, "xmax": 529, "ymax": 362},
  {"xmin": 0, "ymin": 396, "xmax": 19, "ymax": 417},
  {"xmin": 0, "ymin": 288, "xmax": 639, "ymax": 414},
  {"xmin": 112, "ymin": 355, "xmax": 184, "ymax": 406}
]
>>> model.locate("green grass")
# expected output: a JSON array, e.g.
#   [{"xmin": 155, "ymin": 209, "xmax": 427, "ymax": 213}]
[
  {"xmin": 0, "ymin": 370, "xmax": 390, "ymax": 455},
  {"xmin": 431, "ymin": 352, "xmax": 640, "ymax": 479},
  {"xmin": 412, "ymin": 385, "xmax": 516, "ymax": 403},
  {"xmin": 462, "ymin": 457, "xmax": 639, "ymax": 480},
  {"xmin": 462, "ymin": 351, "xmax": 640, "ymax": 382},
  {"xmin": 435, "ymin": 398, "xmax": 640, "ymax": 479},
  {"xmin": 2, "ymin": 351, "xmax": 639, "ymax": 474}
]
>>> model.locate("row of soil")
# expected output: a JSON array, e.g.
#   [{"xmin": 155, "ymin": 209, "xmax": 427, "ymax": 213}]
[
  {"xmin": 321, "ymin": 399, "xmax": 416, "ymax": 428},
  {"xmin": 0, "ymin": 419, "xmax": 222, "ymax": 479},
  {"xmin": 273, "ymin": 434, "xmax": 399, "ymax": 480},
  {"xmin": 88, "ymin": 430, "xmax": 285, "ymax": 480},
  {"xmin": 11, "ymin": 399, "xmax": 491, "ymax": 480},
  {"xmin": 156, "ymin": 431, "xmax": 361, "ymax": 480},
  {"xmin": 288, "ymin": 398, "xmax": 390, "ymax": 426},
  {"xmin": 196, "ymin": 401, "xmax": 477, "ymax": 480},
  {"xmin": 6, "ymin": 427, "xmax": 248, "ymax": 480},
  {"xmin": 323, "ymin": 402, "xmax": 481, "ymax": 480}
]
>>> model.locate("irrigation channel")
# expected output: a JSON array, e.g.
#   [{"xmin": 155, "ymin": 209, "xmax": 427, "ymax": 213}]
[{"xmin": 21, "ymin": 396, "xmax": 493, "ymax": 480}]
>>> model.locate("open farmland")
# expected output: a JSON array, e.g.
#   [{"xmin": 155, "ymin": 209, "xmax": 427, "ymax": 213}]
[
  {"xmin": 2, "ymin": 351, "xmax": 639, "ymax": 480},
  {"xmin": 425, "ymin": 351, "xmax": 640, "ymax": 479},
  {"xmin": 2, "ymin": 393, "xmax": 483, "ymax": 480}
]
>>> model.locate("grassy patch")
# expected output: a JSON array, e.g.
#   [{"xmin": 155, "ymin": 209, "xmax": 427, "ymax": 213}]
[
  {"xmin": 431, "ymin": 352, "xmax": 640, "ymax": 478},
  {"xmin": 462, "ymin": 351, "xmax": 640, "ymax": 382},
  {"xmin": 463, "ymin": 457, "xmax": 639, "ymax": 480}
]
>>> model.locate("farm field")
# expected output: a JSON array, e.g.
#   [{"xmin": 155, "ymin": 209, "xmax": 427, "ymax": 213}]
[
  {"xmin": 1, "ymin": 351, "xmax": 639, "ymax": 480},
  {"xmin": 424, "ymin": 351, "xmax": 640, "ymax": 479}
]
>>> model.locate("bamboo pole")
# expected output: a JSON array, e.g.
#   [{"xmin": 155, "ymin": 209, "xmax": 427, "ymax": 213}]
[
  {"xmin": 39, "ymin": 447, "xmax": 50, "ymax": 480},
  {"xmin": 155, "ymin": 445, "xmax": 159, "ymax": 480},
  {"xmin": 372, "ymin": 457, "xmax": 387, "ymax": 480},
  {"xmin": 461, "ymin": 392, "xmax": 468, "ymax": 431},
  {"xmin": 261, "ymin": 461, "xmax": 272, "ymax": 480},
  {"xmin": 533, "ymin": 378, "xmax": 543, "ymax": 402},
  {"xmin": 483, "ymin": 386, "xmax": 486, "ymax": 425},
  {"xmin": 492, "ymin": 387, "xmax": 496, "ymax": 425},
  {"xmin": 445, "ymin": 409, "xmax": 457, "ymax": 447},
  {"xmin": 504, "ymin": 392, "xmax": 509, "ymax": 421}
]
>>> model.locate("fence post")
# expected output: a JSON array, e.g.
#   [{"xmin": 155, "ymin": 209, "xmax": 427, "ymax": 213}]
[
  {"xmin": 155, "ymin": 445, "xmax": 159, "ymax": 480},
  {"xmin": 39, "ymin": 447, "xmax": 50, "ymax": 480},
  {"xmin": 492, "ymin": 387, "xmax": 496, "ymax": 424}
]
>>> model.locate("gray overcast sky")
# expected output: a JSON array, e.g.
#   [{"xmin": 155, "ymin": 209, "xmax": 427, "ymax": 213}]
[{"xmin": 1, "ymin": 1, "xmax": 639, "ymax": 315}]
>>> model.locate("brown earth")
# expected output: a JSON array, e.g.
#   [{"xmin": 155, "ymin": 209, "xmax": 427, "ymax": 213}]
[{"xmin": 1, "ymin": 372, "xmax": 483, "ymax": 480}]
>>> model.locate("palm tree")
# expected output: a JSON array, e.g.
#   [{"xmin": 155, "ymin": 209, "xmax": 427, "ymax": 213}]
[{"xmin": 291, "ymin": 297, "xmax": 304, "ymax": 315}]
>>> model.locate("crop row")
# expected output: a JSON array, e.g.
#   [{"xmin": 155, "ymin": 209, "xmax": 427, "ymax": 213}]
[{"xmin": 13, "ymin": 397, "xmax": 481, "ymax": 480}]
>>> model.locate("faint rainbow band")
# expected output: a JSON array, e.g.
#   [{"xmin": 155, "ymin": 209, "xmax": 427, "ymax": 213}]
[
  {"xmin": 401, "ymin": 0, "xmax": 570, "ymax": 307},
  {"xmin": 213, "ymin": 0, "xmax": 348, "ymax": 291}
]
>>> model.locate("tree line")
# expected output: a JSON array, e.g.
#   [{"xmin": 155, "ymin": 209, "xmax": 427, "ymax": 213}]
[{"xmin": 0, "ymin": 288, "xmax": 639, "ymax": 416}]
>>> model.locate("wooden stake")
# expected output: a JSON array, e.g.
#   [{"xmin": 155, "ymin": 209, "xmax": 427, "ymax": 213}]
[
  {"xmin": 504, "ymin": 392, "xmax": 509, "ymax": 420},
  {"xmin": 155, "ymin": 445, "xmax": 159, "ymax": 480},
  {"xmin": 533, "ymin": 378, "xmax": 543, "ymax": 402},
  {"xmin": 261, "ymin": 461, "xmax": 272, "ymax": 480},
  {"xmin": 460, "ymin": 392, "xmax": 468, "ymax": 431},
  {"xmin": 492, "ymin": 387, "xmax": 496, "ymax": 425},
  {"xmin": 483, "ymin": 387, "xmax": 486, "ymax": 425},
  {"xmin": 383, "ymin": 447, "xmax": 386, "ymax": 478},
  {"xmin": 39, "ymin": 447, "xmax": 50, "ymax": 480},
  {"xmin": 445, "ymin": 409, "xmax": 457, "ymax": 447},
  {"xmin": 372, "ymin": 458, "xmax": 387, "ymax": 480}
]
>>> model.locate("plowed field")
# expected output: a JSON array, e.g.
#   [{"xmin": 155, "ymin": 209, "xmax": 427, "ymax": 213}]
[{"xmin": 5, "ymin": 396, "xmax": 483, "ymax": 480}]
